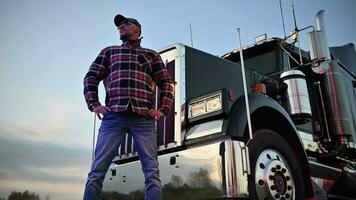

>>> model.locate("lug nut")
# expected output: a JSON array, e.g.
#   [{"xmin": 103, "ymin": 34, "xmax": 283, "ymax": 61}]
[
  {"xmin": 258, "ymin": 179, "xmax": 264, "ymax": 186},
  {"xmin": 260, "ymin": 163, "xmax": 265, "ymax": 169},
  {"xmin": 276, "ymin": 165, "xmax": 281, "ymax": 170},
  {"xmin": 267, "ymin": 154, "xmax": 271, "ymax": 159}
]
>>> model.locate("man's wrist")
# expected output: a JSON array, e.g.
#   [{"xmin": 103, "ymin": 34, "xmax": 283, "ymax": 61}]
[
  {"xmin": 90, "ymin": 102, "xmax": 102, "ymax": 112},
  {"xmin": 158, "ymin": 107, "xmax": 167, "ymax": 116}
]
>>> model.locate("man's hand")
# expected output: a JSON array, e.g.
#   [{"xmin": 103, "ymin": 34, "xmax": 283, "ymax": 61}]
[
  {"xmin": 147, "ymin": 109, "xmax": 164, "ymax": 121},
  {"xmin": 93, "ymin": 106, "xmax": 111, "ymax": 120}
]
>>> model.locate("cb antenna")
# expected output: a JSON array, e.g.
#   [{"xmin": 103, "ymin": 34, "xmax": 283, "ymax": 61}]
[
  {"xmin": 189, "ymin": 22, "xmax": 194, "ymax": 47},
  {"xmin": 291, "ymin": 0, "xmax": 303, "ymax": 65},
  {"xmin": 279, "ymin": 0, "xmax": 287, "ymax": 38},
  {"xmin": 292, "ymin": 0, "xmax": 298, "ymax": 31}
]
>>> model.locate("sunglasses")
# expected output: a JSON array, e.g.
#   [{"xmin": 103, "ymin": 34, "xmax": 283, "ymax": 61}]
[{"xmin": 117, "ymin": 20, "xmax": 135, "ymax": 29}]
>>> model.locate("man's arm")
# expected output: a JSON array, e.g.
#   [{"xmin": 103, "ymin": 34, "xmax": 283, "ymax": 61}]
[
  {"xmin": 151, "ymin": 53, "xmax": 175, "ymax": 116},
  {"xmin": 83, "ymin": 49, "xmax": 109, "ymax": 112}
]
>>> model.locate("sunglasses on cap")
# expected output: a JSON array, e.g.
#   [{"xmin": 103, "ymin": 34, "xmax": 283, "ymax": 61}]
[
  {"xmin": 117, "ymin": 20, "xmax": 130, "ymax": 29},
  {"xmin": 117, "ymin": 18, "xmax": 140, "ymax": 28}
]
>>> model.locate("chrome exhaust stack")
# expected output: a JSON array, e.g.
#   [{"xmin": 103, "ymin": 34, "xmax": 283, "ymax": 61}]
[
  {"xmin": 308, "ymin": 10, "xmax": 352, "ymax": 147},
  {"xmin": 307, "ymin": 10, "xmax": 331, "ymax": 74}
]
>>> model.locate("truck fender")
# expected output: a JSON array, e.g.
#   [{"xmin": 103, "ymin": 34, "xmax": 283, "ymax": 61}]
[{"xmin": 223, "ymin": 93, "xmax": 314, "ymax": 197}]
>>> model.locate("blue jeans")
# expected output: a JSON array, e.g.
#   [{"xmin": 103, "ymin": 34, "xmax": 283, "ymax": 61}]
[{"xmin": 83, "ymin": 111, "xmax": 162, "ymax": 200}]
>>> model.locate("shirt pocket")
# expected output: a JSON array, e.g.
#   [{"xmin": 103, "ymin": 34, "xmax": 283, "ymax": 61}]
[{"xmin": 137, "ymin": 53, "xmax": 152, "ymax": 73}]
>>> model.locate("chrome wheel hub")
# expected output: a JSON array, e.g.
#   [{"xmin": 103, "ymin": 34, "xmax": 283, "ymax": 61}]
[{"xmin": 255, "ymin": 149, "xmax": 295, "ymax": 199}]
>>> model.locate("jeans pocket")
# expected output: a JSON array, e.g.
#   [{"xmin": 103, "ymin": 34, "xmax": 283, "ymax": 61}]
[
  {"xmin": 102, "ymin": 111, "xmax": 114, "ymax": 119},
  {"xmin": 144, "ymin": 115, "xmax": 155, "ymax": 121}
]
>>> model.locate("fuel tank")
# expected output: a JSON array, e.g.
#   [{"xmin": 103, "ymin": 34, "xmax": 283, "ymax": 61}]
[{"xmin": 102, "ymin": 139, "xmax": 248, "ymax": 199}]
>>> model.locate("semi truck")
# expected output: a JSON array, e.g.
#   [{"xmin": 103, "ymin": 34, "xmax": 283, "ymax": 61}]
[{"xmin": 101, "ymin": 10, "xmax": 356, "ymax": 199}]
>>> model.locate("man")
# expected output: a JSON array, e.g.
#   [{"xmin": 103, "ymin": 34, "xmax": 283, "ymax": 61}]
[{"xmin": 83, "ymin": 14, "xmax": 174, "ymax": 200}]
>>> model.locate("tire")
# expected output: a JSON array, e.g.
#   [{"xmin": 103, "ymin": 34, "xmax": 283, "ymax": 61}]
[{"xmin": 247, "ymin": 129, "xmax": 306, "ymax": 200}]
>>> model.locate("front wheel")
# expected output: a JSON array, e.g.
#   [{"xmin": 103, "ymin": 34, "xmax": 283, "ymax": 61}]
[{"xmin": 247, "ymin": 129, "xmax": 306, "ymax": 200}]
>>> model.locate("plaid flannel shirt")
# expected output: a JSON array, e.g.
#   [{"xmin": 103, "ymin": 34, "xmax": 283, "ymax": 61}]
[{"xmin": 83, "ymin": 41, "xmax": 174, "ymax": 116}]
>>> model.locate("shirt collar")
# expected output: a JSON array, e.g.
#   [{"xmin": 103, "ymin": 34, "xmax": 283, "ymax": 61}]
[{"xmin": 122, "ymin": 37, "xmax": 142, "ymax": 48}]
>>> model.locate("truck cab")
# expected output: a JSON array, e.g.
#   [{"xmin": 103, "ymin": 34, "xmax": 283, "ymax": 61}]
[{"xmin": 101, "ymin": 11, "xmax": 356, "ymax": 200}]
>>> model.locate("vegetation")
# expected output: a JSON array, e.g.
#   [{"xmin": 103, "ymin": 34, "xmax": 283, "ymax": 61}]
[
  {"xmin": 102, "ymin": 167, "xmax": 224, "ymax": 200},
  {"xmin": 5, "ymin": 191, "xmax": 50, "ymax": 200}
]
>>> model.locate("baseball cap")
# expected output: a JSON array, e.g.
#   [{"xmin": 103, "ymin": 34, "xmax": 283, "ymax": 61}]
[{"xmin": 114, "ymin": 14, "xmax": 141, "ymax": 27}]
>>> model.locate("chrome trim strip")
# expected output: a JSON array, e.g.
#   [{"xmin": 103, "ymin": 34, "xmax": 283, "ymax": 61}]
[
  {"xmin": 224, "ymin": 140, "xmax": 249, "ymax": 197},
  {"xmin": 185, "ymin": 120, "xmax": 223, "ymax": 140},
  {"xmin": 159, "ymin": 43, "xmax": 186, "ymax": 147},
  {"xmin": 124, "ymin": 133, "xmax": 128, "ymax": 155}
]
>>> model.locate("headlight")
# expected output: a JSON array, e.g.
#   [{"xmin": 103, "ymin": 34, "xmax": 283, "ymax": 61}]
[
  {"xmin": 206, "ymin": 94, "xmax": 222, "ymax": 112},
  {"xmin": 188, "ymin": 91, "xmax": 224, "ymax": 120},
  {"xmin": 190, "ymin": 101, "xmax": 206, "ymax": 118}
]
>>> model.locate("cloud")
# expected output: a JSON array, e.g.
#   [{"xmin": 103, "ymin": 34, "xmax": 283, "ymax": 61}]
[
  {"xmin": 0, "ymin": 92, "xmax": 99, "ymax": 199},
  {"xmin": 0, "ymin": 134, "xmax": 93, "ymax": 199},
  {"xmin": 0, "ymin": 134, "xmax": 92, "ymax": 180},
  {"xmin": 0, "ymin": 120, "xmax": 92, "ymax": 148},
  {"xmin": 0, "ymin": 80, "xmax": 95, "ymax": 148}
]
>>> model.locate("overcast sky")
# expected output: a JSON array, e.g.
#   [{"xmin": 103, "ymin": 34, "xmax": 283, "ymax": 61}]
[{"xmin": 1, "ymin": 0, "xmax": 355, "ymax": 199}]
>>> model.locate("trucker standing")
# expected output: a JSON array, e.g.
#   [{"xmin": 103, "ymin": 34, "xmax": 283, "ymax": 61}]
[{"xmin": 82, "ymin": 14, "xmax": 175, "ymax": 200}]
